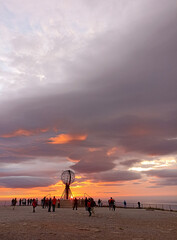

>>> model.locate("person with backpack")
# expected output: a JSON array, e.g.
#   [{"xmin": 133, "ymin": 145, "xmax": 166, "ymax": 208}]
[
  {"xmin": 32, "ymin": 199, "xmax": 37, "ymax": 213},
  {"xmin": 52, "ymin": 196, "xmax": 56, "ymax": 212}
]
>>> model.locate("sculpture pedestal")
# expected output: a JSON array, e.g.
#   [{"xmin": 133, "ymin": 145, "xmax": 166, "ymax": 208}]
[{"xmin": 60, "ymin": 199, "xmax": 73, "ymax": 208}]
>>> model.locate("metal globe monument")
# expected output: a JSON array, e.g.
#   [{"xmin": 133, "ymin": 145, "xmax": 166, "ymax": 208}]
[{"xmin": 61, "ymin": 170, "xmax": 75, "ymax": 199}]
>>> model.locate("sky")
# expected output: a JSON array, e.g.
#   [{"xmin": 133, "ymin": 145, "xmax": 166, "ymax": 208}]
[{"xmin": 0, "ymin": 0, "xmax": 177, "ymax": 201}]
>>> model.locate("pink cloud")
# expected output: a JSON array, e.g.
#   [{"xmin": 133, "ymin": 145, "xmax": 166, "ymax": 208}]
[{"xmin": 1, "ymin": 128, "xmax": 48, "ymax": 138}]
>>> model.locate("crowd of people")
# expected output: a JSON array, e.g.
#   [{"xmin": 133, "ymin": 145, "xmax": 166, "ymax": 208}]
[
  {"xmin": 11, "ymin": 197, "xmax": 141, "ymax": 216},
  {"xmin": 17, "ymin": 198, "xmax": 38, "ymax": 206},
  {"xmin": 41, "ymin": 196, "xmax": 59, "ymax": 211}
]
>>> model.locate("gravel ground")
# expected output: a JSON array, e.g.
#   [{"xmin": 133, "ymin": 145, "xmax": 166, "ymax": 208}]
[{"xmin": 0, "ymin": 206, "xmax": 177, "ymax": 240}]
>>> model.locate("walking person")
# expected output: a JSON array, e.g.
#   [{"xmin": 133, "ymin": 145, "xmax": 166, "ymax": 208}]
[
  {"xmin": 48, "ymin": 198, "xmax": 52, "ymax": 212},
  {"xmin": 91, "ymin": 198, "xmax": 96, "ymax": 214},
  {"xmin": 87, "ymin": 199, "xmax": 92, "ymax": 217},
  {"xmin": 32, "ymin": 199, "xmax": 37, "ymax": 213},
  {"xmin": 52, "ymin": 196, "xmax": 56, "ymax": 212}
]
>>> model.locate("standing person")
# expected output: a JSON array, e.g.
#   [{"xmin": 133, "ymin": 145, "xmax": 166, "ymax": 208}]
[
  {"xmin": 98, "ymin": 199, "xmax": 101, "ymax": 207},
  {"xmin": 73, "ymin": 197, "xmax": 78, "ymax": 210},
  {"xmin": 32, "ymin": 199, "xmax": 37, "ymax": 213},
  {"xmin": 48, "ymin": 198, "xmax": 52, "ymax": 212},
  {"xmin": 42, "ymin": 197, "xmax": 46, "ymax": 208},
  {"xmin": 124, "ymin": 200, "xmax": 127, "ymax": 208},
  {"xmin": 52, "ymin": 196, "xmax": 56, "ymax": 212},
  {"xmin": 57, "ymin": 199, "xmax": 60, "ymax": 208},
  {"xmin": 12, "ymin": 198, "xmax": 17, "ymax": 210},
  {"xmin": 45, "ymin": 198, "xmax": 49, "ymax": 208},
  {"xmin": 113, "ymin": 199, "xmax": 116, "ymax": 211},
  {"xmin": 81, "ymin": 198, "xmax": 84, "ymax": 207},
  {"xmin": 87, "ymin": 200, "xmax": 92, "ymax": 217},
  {"xmin": 108, "ymin": 197, "xmax": 113, "ymax": 210},
  {"xmin": 85, "ymin": 197, "xmax": 88, "ymax": 211},
  {"xmin": 108, "ymin": 197, "xmax": 115, "ymax": 210},
  {"xmin": 138, "ymin": 202, "xmax": 141, "ymax": 209}
]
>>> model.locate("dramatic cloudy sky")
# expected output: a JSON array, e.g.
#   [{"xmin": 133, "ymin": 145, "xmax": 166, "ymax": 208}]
[{"xmin": 0, "ymin": 0, "xmax": 177, "ymax": 200}]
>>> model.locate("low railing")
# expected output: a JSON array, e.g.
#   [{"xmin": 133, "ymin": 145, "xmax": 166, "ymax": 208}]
[{"xmin": 101, "ymin": 201, "xmax": 177, "ymax": 211}]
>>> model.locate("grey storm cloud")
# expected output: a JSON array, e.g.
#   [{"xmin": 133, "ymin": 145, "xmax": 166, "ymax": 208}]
[
  {"xmin": 120, "ymin": 159, "xmax": 142, "ymax": 167},
  {"xmin": 145, "ymin": 169, "xmax": 177, "ymax": 178},
  {"xmin": 71, "ymin": 169, "xmax": 141, "ymax": 183},
  {"xmin": 71, "ymin": 151, "xmax": 116, "ymax": 173},
  {"xmin": 0, "ymin": 0, "xmax": 177, "ymax": 188},
  {"xmin": 0, "ymin": 168, "xmax": 59, "ymax": 178},
  {"xmin": 0, "ymin": 176, "xmax": 57, "ymax": 188},
  {"xmin": 145, "ymin": 169, "xmax": 177, "ymax": 186},
  {"xmin": 89, "ymin": 170, "xmax": 141, "ymax": 182}
]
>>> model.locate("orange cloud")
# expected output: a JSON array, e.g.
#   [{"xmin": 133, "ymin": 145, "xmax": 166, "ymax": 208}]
[
  {"xmin": 107, "ymin": 147, "xmax": 117, "ymax": 156},
  {"xmin": 88, "ymin": 148, "xmax": 102, "ymax": 152},
  {"xmin": 1, "ymin": 128, "xmax": 49, "ymax": 138},
  {"xmin": 48, "ymin": 134, "xmax": 87, "ymax": 144},
  {"xmin": 67, "ymin": 157, "xmax": 80, "ymax": 163}
]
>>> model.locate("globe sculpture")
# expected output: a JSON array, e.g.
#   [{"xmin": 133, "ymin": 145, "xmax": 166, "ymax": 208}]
[{"xmin": 61, "ymin": 170, "xmax": 75, "ymax": 199}]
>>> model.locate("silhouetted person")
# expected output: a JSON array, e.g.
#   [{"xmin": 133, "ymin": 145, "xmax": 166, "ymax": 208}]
[
  {"xmin": 22, "ymin": 198, "xmax": 26, "ymax": 206},
  {"xmin": 87, "ymin": 200, "xmax": 92, "ymax": 216},
  {"xmin": 124, "ymin": 200, "xmax": 127, "ymax": 208},
  {"xmin": 57, "ymin": 199, "xmax": 60, "ymax": 208},
  {"xmin": 32, "ymin": 199, "xmax": 37, "ymax": 213},
  {"xmin": 52, "ymin": 196, "xmax": 56, "ymax": 212},
  {"xmin": 12, "ymin": 198, "xmax": 17, "ymax": 210},
  {"xmin": 73, "ymin": 198, "xmax": 78, "ymax": 210},
  {"xmin": 138, "ymin": 202, "xmax": 141, "ymax": 208},
  {"xmin": 98, "ymin": 199, "xmax": 101, "ymax": 207},
  {"xmin": 19, "ymin": 199, "xmax": 22, "ymax": 206},
  {"xmin": 45, "ymin": 198, "xmax": 49, "ymax": 208},
  {"xmin": 42, "ymin": 197, "xmax": 45, "ymax": 208},
  {"xmin": 48, "ymin": 198, "xmax": 52, "ymax": 212},
  {"xmin": 81, "ymin": 198, "xmax": 84, "ymax": 207},
  {"xmin": 85, "ymin": 197, "xmax": 88, "ymax": 210}
]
